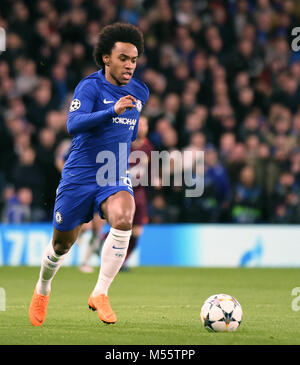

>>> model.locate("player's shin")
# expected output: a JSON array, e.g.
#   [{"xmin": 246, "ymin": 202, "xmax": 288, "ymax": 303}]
[
  {"xmin": 92, "ymin": 228, "xmax": 131, "ymax": 297},
  {"xmin": 36, "ymin": 241, "xmax": 67, "ymax": 295}
]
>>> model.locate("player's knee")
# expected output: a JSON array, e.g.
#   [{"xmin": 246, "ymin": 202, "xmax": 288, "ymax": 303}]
[
  {"xmin": 111, "ymin": 210, "xmax": 134, "ymax": 231},
  {"xmin": 53, "ymin": 238, "xmax": 73, "ymax": 255}
]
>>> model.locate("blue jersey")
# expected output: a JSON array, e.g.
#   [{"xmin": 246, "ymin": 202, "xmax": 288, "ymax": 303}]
[{"xmin": 62, "ymin": 69, "xmax": 149, "ymax": 185}]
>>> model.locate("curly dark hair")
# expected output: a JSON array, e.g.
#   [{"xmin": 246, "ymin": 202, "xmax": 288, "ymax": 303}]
[{"xmin": 93, "ymin": 22, "xmax": 144, "ymax": 68}]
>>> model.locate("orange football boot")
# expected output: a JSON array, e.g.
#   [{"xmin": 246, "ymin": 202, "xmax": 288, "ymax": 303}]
[
  {"xmin": 29, "ymin": 289, "xmax": 50, "ymax": 326},
  {"xmin": 88, "ymin": 293, "xmax": 117, "ymax": 324}
]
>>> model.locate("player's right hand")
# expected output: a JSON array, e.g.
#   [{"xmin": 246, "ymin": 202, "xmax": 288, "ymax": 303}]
[{"xmin": 114, "ymin": 95, "xmax": 136, "ymax": 115}]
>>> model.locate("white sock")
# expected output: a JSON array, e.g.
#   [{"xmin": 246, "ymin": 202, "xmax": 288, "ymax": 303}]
[
  {"xmin": 92, "ymin": 228, "xmax": 131, "ymax": 297},
  {"xmin": 36, "ymin": 241, "xmax": 67, "ymax": 295}
]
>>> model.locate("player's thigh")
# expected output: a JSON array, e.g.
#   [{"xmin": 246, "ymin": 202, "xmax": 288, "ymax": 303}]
[{"xmin": 101, "ymin": 190, "xmax": 135, "ymax": 227}]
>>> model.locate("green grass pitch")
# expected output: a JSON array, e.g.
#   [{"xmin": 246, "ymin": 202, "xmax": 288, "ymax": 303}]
[{"xmin": 0, "ymin": 266, "xmax": 300, "ymax": 345}]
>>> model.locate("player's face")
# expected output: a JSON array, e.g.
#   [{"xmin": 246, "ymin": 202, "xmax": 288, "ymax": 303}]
[{"xmin": 104, "ymin": 42, "xmax": 138, "ymax": 86}]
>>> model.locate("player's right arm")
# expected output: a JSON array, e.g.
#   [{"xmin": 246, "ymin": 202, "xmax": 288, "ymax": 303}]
[
  {"xmin": 67, "ymin": 79, "xmax": 116, "ymax": 135},
  {"xmin": 67, "ymin": 79, "xmax": 136, "ymax": 135}
]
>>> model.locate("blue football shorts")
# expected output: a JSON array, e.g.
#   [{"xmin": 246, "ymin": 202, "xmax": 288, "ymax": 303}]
[{"xmin": 53, "ymin": 178, "xmax": 134, "ymax": 231}]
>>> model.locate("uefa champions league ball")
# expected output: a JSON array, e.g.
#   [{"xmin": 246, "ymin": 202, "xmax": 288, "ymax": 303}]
[{"xmin": 200, "ymin": 294, "xmax": 242, "ymax": 332}]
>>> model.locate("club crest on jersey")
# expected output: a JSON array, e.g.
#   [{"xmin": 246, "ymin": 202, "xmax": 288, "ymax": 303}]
[
  {"xmin": 69, "ymin": 99, "xmax": 81, "ymax": 112},
  {"xmin": 55, "ymin": 211, "xmax": 63, "ymax": 224},
  {"xmin": 136, "ymin": 99, "xmax": 142, "ymax": 112}
]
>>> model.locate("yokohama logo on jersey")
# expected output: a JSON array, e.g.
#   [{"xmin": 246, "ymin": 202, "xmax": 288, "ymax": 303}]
[{"xmin": 112, "ymin": 117, "xmax": 137, "ymax": 126}]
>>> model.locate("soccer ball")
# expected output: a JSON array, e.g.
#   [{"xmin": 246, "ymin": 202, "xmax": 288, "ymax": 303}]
[{"xmin": 200, "ymin": 294, "xmax": 242, "ymax": 332}]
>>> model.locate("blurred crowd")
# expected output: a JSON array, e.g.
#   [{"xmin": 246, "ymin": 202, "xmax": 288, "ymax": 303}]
[{"xmin": 0, "ymin": 0, "xmax": 300, "ymax": 224}]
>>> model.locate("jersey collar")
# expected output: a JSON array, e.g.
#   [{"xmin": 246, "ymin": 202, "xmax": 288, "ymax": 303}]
[{"xmin": 98, "ymin": 68, "xmax": 133, "ymax": 89}]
